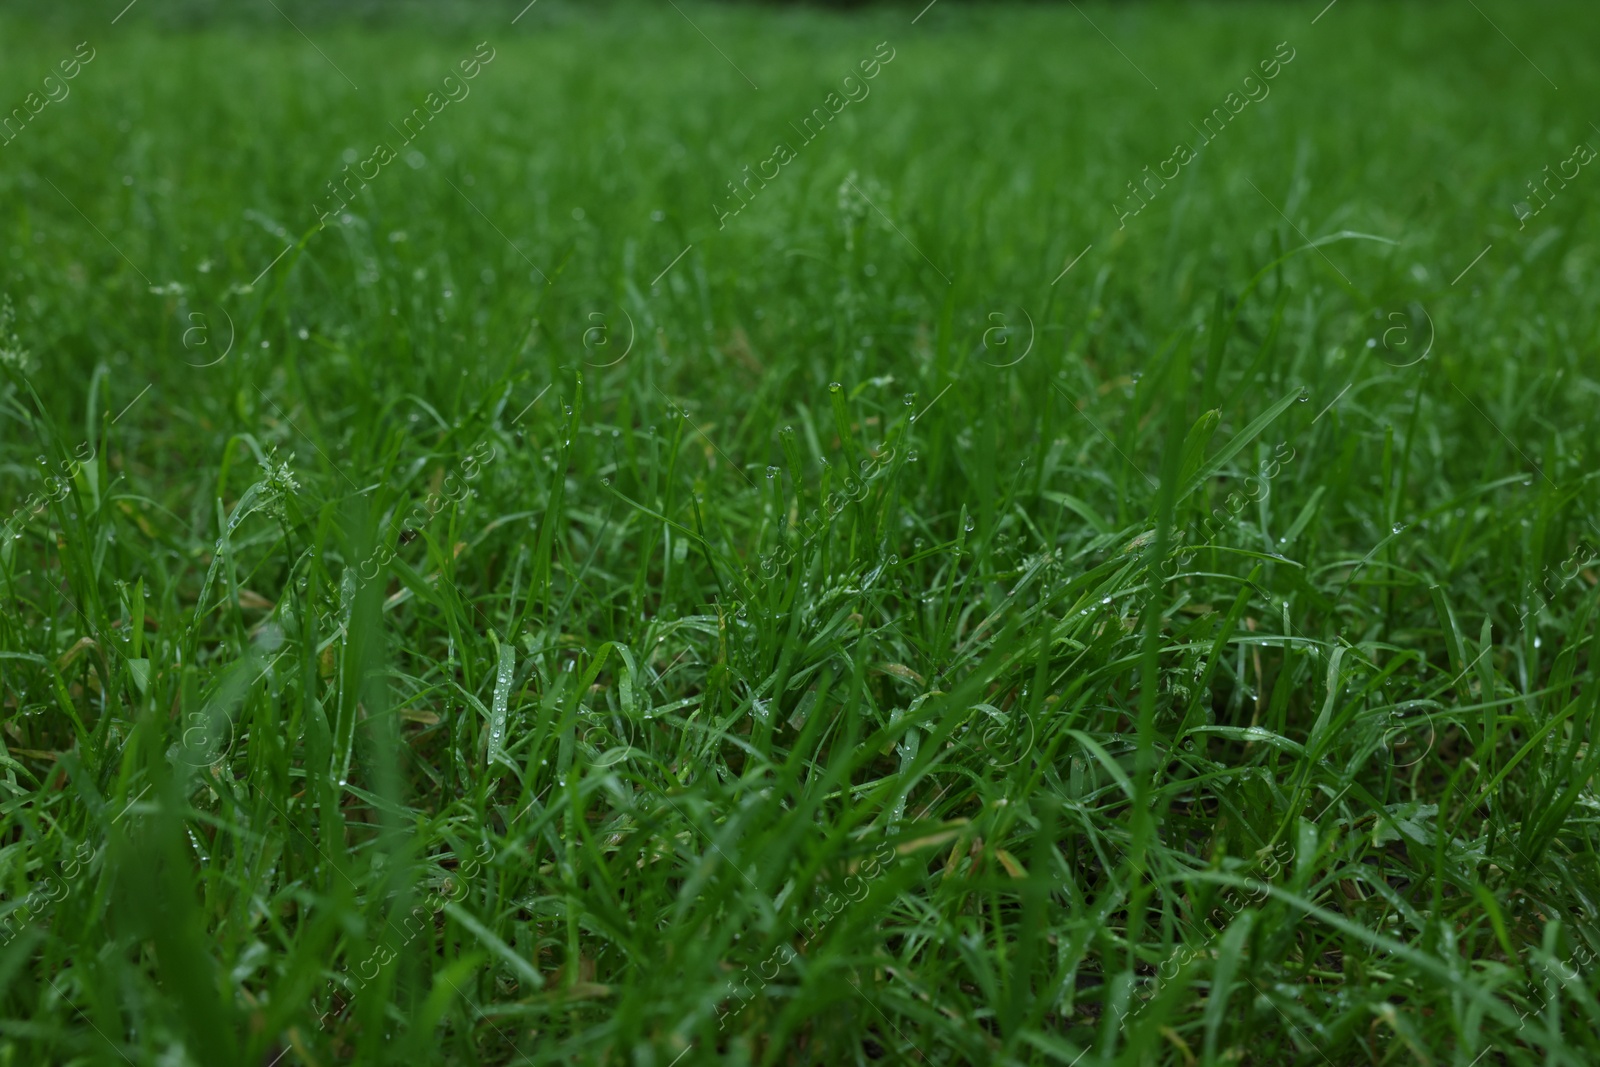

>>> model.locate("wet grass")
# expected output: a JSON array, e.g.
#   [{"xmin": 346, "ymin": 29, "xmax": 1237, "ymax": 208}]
[{"xmin": 1, "ymin": 0, "xmax": 1599, "ymax": 1063}]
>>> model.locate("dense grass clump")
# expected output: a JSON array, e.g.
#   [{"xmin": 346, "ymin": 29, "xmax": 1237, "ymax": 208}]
[{"xmin": 2, "ymin": 1, "xmax": 1599, "ymax": 1063}]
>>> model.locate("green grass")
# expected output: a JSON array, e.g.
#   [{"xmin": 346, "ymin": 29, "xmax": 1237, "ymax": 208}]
[{"xmin": 2, "ymin": 1, "xmax": 1600, "ymax": 1063}]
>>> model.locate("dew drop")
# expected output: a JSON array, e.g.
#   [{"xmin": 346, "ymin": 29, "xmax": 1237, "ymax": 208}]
[
  {"xmin": 829, "ymin": 382, "xmax": 843, "ymax": 393},
  {"xmin": 907, "ymin": 450, "xmax": 919, "ymax": 462},
  {"xmin": 903, "ymin": 393, "xmax": 916, "ymax": 406},
  {"xmin": 1298, "ymin": 388, "xmax": 1310, "ymax": 402}
]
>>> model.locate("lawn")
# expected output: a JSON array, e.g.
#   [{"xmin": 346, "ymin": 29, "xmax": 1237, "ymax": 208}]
[{"xmin": 2, "ymin": 0, "xmax": 1599, "ymax": 1063}]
